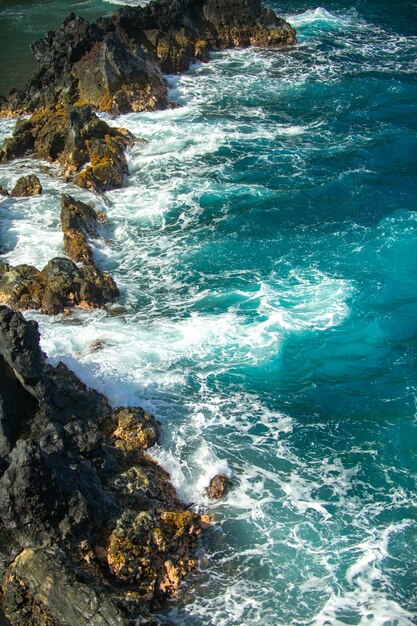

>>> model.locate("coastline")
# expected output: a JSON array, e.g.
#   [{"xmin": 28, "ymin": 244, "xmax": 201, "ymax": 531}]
[{"xmin": 0, "ymin": 0, "xmax": 296, "ymax": 623}]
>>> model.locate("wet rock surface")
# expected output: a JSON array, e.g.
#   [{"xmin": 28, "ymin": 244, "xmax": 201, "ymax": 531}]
[
  {"xmin": 61, "ymin": 193, "xmax": 101, "ymax": 264},
  {"xmin": 0, "ymin": 105, "xmax": 134, "ymax": 192},
  {"xmin": 206, "ymin": 474, "xmax": 230, "ymax": 499},
  {"xmin": 0, "ymin": 307, "xmax": 205, "ymax": 626},
  {"xmin": 1, "ymin": 0, "xmax": 296, "ymax": 116},
  {"xmin": 0, "ymin": 256, "xmax": 119, "ymax": 315},
  {"xmin": 10, "ymin": 175, "xmax": 42, "ymax": 198},
  {"xmin": 0, "ymin": 191, "xmax": 119, "ymax": 314}
]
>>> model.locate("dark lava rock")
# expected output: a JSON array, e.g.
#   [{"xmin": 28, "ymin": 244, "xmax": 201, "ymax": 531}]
[
  {"xmin": 61, "ymin": 194, "xmax": 100, "ymax": 264},
  {"xmin": 0, "ymin": 188, "xmax": 119, "ymax": 316},
  {"xmin": 10, "ymin": 175, "xmax": 42, "ymax": 198},
  {"xmin": 72, "ymin": 30, "xmax": 169, "ymax": 114},
  {"xmin": 0, "ymin": 256, "xmax": 119, "ymax": 315},
  {"xmin": 206, "ymin": 473, "xmax": 230, "ymax": 499},
  {"xmin": 0, "ymin": 105, "xmax": 134, "ymax": 192},
  {"xmin": 1, "ymin": 0, "xmax": 295, "ymax": 116},
  {"xmin": 0, "ymin": 306, "xmax": 206, "ymax": 625}
]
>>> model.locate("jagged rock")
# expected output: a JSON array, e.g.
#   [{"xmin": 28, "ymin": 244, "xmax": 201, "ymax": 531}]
[
  {"xmin": 0, "ymin": 105, "xmax": 133, "ymax": 192},
  {"xmin": 0, "ymin": 306, "xmax": 44, "ymax": 386},
  {"xmin": 72, "ymin": 30, "xmax": 169, "ymax": 114},
  {"xmin": 0, "ymin": 261, "xmax": 44, "ymax": 316},
  {"xmin": 0, "ymin": 257, "xmax": 119, "ymax": 314},
  {"xmin": 61, "ymin": 194, "xmax": 99, "ymax": 238},
  {"xmin": 0, "ymin": 307, "xmax": 43, "ymax": 458},
  {"xmin": 1, "ymin": 0, "xmax": 295, "ymax": 116},
  {"xmin": 10, "ymin": 175, "xmax": 42, "ymax": 198},
  {"xmin": 0, "ymin": 307, "xmax": 206, "ymax": 625},
  {"xmin": 61, "ymin": 194, "xmax": 100, "ymax": 264},
  {"xmin": 40, "ymin": 257, "xmax": 119, "ymax": 314},
  {"xmin": 106, "ymin": 508, "xmax": 202, "ymax": 597},
  {"xmin": 0, "ymin": 438, "xmax": 116, "ymax": 545},
  {"xmin": 0, "ymin": 187, "xmax": 9, "ymax": 197},
  {"xmin": 111, "ymin": 406, "xmax": 160, "ymax": 452},
  {"xmin": 206, "ymin": 473, "xmax": 230, "ymax": 499},
  {"xmin": 2, "ymin": 548, "xmax": 128, "ymax": 626}
]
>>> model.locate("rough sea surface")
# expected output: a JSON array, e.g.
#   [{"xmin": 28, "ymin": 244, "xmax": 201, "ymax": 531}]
[{"xmin": 1, "ymin": 1, "xmax": 417, "ymax": 624}]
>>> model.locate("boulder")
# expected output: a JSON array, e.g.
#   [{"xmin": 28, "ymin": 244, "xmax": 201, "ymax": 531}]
[
  {"xmin": 206, "ymin": 473, "xmax": 230, "ymax": 499},
  {"xmin": 61, "ymin": 194, "xmax": 100, "ymax": 264},
  {"xmin": 0, "ymin": 261, "xmax": 44, "ymax": 312},
  {"xmin": 0, "ymin": 187, "xmax": 9, "ymax": 197},
  {"xmin": 40, "ymin": 257, "xmax": 119, "ymax": 314},
  {"xmin": 10, "ymin": 175, "xmax": 42, "ymax": 198},
  {"xmin": 111, "ymin": 406, "xmax": 161, "ymax": 452},
  {"xmin": 0, "ymin": 105, "xmax": 134, "ymax": 192},
  {"xmin": 0, "ymin": 257, "xmax": 119, "ymax": 315}
]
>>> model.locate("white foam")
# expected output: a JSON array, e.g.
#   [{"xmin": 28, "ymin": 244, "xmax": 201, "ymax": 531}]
[
  {"xmin": 288, "ymin": 7, "xmax": 349, "ymax": 29},
  {"xmin": 312, "ymin": 522, "xmax": 415, "ymax": 626}
]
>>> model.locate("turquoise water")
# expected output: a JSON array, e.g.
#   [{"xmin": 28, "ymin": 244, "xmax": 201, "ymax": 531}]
[{"xmin": 1, "ymin": 1, "xmax": 417, "ymax": 624}]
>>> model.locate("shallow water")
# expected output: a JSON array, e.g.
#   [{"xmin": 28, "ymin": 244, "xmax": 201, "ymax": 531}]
[{"xmin": 1, "ymin": 1, "xmax": 417, "ymax": 624}]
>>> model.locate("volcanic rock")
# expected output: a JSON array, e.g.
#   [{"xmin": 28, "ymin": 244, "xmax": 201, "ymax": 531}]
[
  {"xmin": 0, "ymin": 105, "xmax": 133, "ymax": 192},
  {"xmin": 0, "ymin": 257, "xmax": 119, "ymax": 315},
  {"xmin": 206, "ymin": 473, "xmax": 230, "ymax": 499},
  {"xmin": 61, "ymin": 194, "xmax": 100, "ymax": 264},
  {"xmin": 1, "ymin": 0, "xmax": 295, "ymax": 116},
  {"xmin": 111, "ymin": 406, "xmax": 161, "ymax": 452},
  {"xmin": 10, "ymin": 175, "xmax": 42, "ymax": 197},
  {"xmin": 0, "ymin": 306, "xmax": 205, "ymax": 625}
]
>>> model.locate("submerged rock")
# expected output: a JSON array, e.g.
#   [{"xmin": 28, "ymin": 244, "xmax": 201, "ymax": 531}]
[
  {"xmin": 1, "ymin": 0, "xmax": 295, "ymax": 116},
  {"xmin": 206, "ymin": 474, "xmax": 230, "ymax": 499},
  {"xmin": 10, "ymin": 175, "xmax": 42, "ymax": 197},
  {"xmin": 0, "ymin": 105, "xmax": 134, "ymax": 192},
  {"xmin": 0, "ymin": 306, "xmax": 206, "ymax": 625}
]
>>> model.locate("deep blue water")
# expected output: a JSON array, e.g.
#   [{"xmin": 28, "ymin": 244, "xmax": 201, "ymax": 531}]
[{"xmin": 1, "ymin": 1, "xmax": 417, "ymax": 624}]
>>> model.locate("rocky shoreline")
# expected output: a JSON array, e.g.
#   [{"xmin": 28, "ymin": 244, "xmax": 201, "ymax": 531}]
[
  {"xmin": 0, "ymin": 0, "xmax": 295, "ymax": 623},
  {"xmin": 0, "ymin": 306, "xmax": 208, "ymax": 625}
]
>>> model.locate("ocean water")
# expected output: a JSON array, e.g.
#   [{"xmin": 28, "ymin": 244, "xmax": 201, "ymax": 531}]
[{"xmin": 1, "ymin": 1, "xmax": 417, "ymax": 624}]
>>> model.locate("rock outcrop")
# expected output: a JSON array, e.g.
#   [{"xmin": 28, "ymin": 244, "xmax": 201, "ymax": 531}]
[
  {"xmin": 10, "ymin": 175, "xmax": 42, "ymax": 198},
  {"xmin": 0, "ymin": 306, "xmax": 206, "ymax": 626},
  {"xmin": 0, "ymin": 257, "xmax": 119, "ymax": 315},
  {"xmin": 61, "ymin": 193, "xmax": 102, "ymax": 265},
  {"xmin": 206, "ymin": 474, "xmax": 230, "ymax": 499},
  {"xmin": 1, "ymin": 0, "xmax": 296, "ymax": 116},
  {"xmin": 0, "ymin": 105, "xmax": 133, "ymax": 192}
]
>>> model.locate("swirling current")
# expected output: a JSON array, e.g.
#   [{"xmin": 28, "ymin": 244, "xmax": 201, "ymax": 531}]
[{"xmin": 1, "ymin": 1, "xmax": 417, "ymax": 624}]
